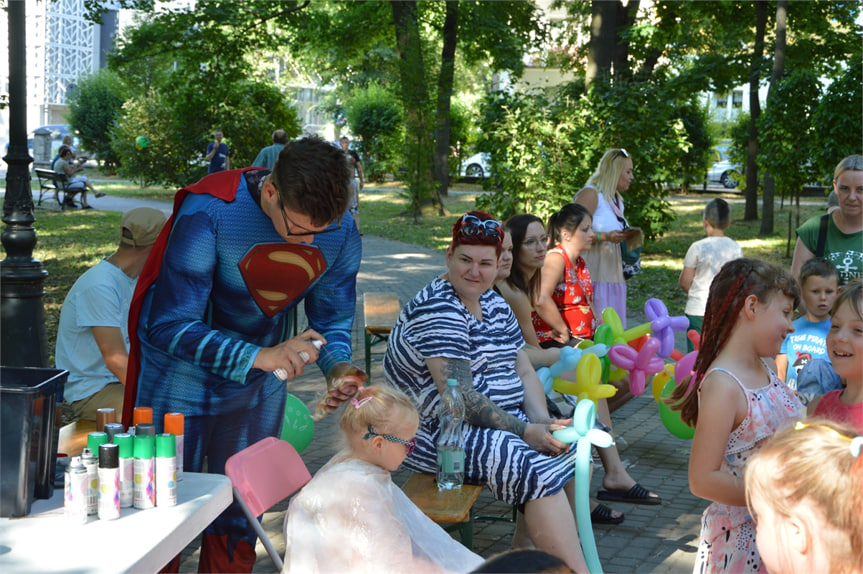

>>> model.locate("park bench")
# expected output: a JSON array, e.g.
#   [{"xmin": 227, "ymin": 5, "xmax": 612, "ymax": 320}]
[
  {"xmin": 34, "ymin": 168, "xmax": 75, "ymax": 209},
  {"xmin": 401, "ymin": 472, "xmax": 485, "ymax": 550},
  {"xmin": 362, "ymin": 292, "xmax": 401, "ymax": 374}
]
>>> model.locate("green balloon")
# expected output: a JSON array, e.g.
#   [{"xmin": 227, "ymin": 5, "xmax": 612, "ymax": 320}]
[
  {"xmin": 658, "ymin": 379, "xmax": 695, "ymax": 439},
  {"xmin": 280, "ymin": 393, "xmax": 315, "ymax": 453},
  {"xmin": 136, "ymin": 136, "xmax": 150, "ymax": 149}
]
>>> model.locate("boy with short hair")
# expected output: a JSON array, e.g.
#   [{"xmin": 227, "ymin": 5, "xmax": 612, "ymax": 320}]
[
  {"xmin": 679, "ymin": 198, "xmax": 743, "ymax": 352},
  {"xmin": 776, "ymin": 257, "xmax": 839, "ymax": 389}
]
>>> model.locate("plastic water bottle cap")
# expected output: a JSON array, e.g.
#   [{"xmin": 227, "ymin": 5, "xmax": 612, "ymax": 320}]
[{"xmin": 446, "ymin": 379, "xmax": 457, "ymax": 387}]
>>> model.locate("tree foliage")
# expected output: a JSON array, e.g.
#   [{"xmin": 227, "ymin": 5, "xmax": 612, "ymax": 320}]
[
  {"xmin": 811, "ymin": 64, "xmax": 863, "ymax": 180},
  {"xmin": 343, "ymin": 84, "xmax": 403, "ymax": 182},
  {"xmin": 67, "ymin": 69, "xmax": 125, "ymax": 169}
]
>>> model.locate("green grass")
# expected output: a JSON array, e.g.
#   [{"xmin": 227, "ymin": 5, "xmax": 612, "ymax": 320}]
[{"xmin": 13, "ymin": 186, "xmax": 825, "ymax": 363}]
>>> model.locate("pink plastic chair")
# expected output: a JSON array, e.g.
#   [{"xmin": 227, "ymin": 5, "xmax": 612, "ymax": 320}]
[{"xmin": 224, "ymin": 437, "xmax": 312, "ymax": 571}]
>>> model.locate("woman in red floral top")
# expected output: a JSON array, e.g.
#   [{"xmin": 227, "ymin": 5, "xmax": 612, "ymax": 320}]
[{"xmin": 533, "ymin": 204, "xmax": 597, "ymax": 347}]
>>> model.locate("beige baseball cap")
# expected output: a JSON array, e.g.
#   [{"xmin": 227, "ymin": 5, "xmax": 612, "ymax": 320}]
[{"xmin": 120, "ymin": 207, "xmax": 167, "ymax": 248}]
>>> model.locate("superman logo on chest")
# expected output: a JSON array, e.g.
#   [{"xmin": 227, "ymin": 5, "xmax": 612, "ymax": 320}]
[{"xmin": 238, "ymin": 243, "xmax": 327, "ymax": 318}]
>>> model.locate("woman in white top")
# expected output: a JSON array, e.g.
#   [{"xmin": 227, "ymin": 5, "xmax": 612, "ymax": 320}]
[{"xmin": 573, "ymin": 149, "xmax": 634, "ymax": 327}]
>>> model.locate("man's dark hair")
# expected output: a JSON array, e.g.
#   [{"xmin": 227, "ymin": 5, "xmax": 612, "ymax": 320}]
[
  {"xmin": 272, "ymin": 135, "xmax": 351, "ymax": 226},
  {"xmin": 273, "ymin": 129, "xmax": 288, "ymax": 144}
]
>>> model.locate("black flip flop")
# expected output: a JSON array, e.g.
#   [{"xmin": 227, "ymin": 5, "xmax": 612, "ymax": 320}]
[
  {"xmin": 590, "ymin": 503, "xmax": 624, "ymax": 525},
  {"xmin": 597, "ymin": 482, "xmax": 662, "ymax": 505}
]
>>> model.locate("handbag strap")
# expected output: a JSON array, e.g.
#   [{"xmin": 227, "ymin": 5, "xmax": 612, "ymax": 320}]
[{"xmin": 815, "ymin": 213, "xmax": 829, "ymax": 258}]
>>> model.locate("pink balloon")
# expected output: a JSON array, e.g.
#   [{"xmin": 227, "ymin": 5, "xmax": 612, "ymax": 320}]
[
  {"xmin": 608, "ymin": 339, "xmax": 665, "ymax": 396},
  {"xmin": 675, "ymin": 350, "xmax": 699, "ymax": 395}
]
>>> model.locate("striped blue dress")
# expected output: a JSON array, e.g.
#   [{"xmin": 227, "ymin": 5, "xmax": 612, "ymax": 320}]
[{"xmin": 383, "ymin": 277, "xmax": 577, "ymax": 506}]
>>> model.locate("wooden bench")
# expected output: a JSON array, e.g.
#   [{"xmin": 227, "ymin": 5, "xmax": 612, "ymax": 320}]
[
  {"xmin": 363, "ymin": 292, "xmax": 401, "ymax": 374},
  {"xmin": 401, "ymin": 473, "xmax": 484, "ymax": 549},
  {"xmin": 34, "ymin": 168, "xmax": 74, "ymax": 209}
]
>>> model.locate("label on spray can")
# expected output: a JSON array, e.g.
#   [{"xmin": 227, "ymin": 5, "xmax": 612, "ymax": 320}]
[
  {"xmin": 133, "ymin": 434, "xmax": 156, "ymax": 509},
  {"xmin": 155, "ymin": 433, "xmax": 178, "ymax": 507},
  {"xmin": 98, "ymin": 443, "xmax": 121, "ymax": 520},
  {"xmin": 64, "ymin": 456, "xmax": 88, "ymax": 524},
  {"xmin": 81, "ymin": 448, "xmax": 98, "ymax": 515},
  {"xmin": 113, "ymin": 433, "xmax": 134, "ymax": 508}
]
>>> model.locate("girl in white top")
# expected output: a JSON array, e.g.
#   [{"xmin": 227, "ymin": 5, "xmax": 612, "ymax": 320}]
[
  {"xmin": 573, "ymin": 148, "xmax": 634, "ymax": 327},
  {"xmin": 282, "ymin": 384, "xmax": 483, "ymax": 574}
]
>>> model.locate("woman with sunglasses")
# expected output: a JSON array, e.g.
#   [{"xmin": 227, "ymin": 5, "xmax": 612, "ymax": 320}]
[
  {"xmin": 284, "ymin": 384, "xmax": 483, "ymax": 573},
  {"xmin": 573, "ymin": 148, "xmax": 635, "ymax": 328},
  {"xmin": 384, "ymin": 211, "xmax": 589, "ymax": 572}
]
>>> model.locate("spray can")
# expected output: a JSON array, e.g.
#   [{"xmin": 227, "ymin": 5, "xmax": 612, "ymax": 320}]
[
  {"xmin": 114, "ymin": 433, "xmax": 134, "ymax": 508},
  {"xmin": 135, "ymin": 423, "xmax": 156, "ymax": 437},
  {"xmin": 155, "ymin": 433, "xmax": 178, "ymax": 507},
  {"xmin": 164, "ymin": 413, "xmax": 184, "ymax": 481},
  {"xmin": 104, "ymin": 422, "xmax": 125, "ymax": 442},
  {"xmin": 97, "ymin": 443, "xmax": 120, "ymax": 520},
  {"xmin": 64, "ymin": 456, "xmax": 88, "ymax": 524},
  {"xmin": 95, "ymin": 407, "xmax": 116, "ymax": 432},
  {"xmin": 133, "ymin": 406, "xmax": 153, "ymax": 426},
  {"xmin": 133, "ymin": 434, "xmax": 156, "ymax": 509},
  {"xmin": 87, "ymin": 432, "xmax": 109, "ymax": 461},
  {"xmin": 80, "ymin": 448, "xmax": 99, "ymax": 515}
]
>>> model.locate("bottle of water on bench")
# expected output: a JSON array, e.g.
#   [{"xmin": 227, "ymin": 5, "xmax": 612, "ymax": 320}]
[{"xmin": 437, "ymin": 378, "xmax": 465, "ymax": 491}]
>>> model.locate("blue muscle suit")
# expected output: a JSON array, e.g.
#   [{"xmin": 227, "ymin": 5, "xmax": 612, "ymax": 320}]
[{"xmin": 129, "ymin": 168, "xmax": 361, "ymax": 570}]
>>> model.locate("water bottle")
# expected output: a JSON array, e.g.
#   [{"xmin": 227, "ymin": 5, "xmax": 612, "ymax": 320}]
[{"xmin": 437, "ymin": 378, "xmax": 465, "ymax": 491}]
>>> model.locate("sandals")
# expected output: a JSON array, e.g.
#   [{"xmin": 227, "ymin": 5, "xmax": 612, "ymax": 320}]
[
  {"xmin": 597, "ymin": 482, "xmax": 662, "ymax": 505},
  {"xmin": 591, "ymin": 502, "xmax": 624, "ymax": 525}
]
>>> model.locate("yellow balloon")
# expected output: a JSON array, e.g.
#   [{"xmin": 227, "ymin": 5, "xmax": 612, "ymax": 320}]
[
  {"xmin": 552, "ymin": 355, "xmax": 618, "ymax": 407},
  {"xmin": 652, "ymin": 364, "xmax": 675, "ymax": 402}
]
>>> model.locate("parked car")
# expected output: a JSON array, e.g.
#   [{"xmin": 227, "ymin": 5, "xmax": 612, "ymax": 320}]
[
  {"xmin": 707, "ymin": 145, "xmax": 742, "ymax": 189},
  {"xmin": 460, "ymin": 152, "xmax": 491, "ymax": 178}
]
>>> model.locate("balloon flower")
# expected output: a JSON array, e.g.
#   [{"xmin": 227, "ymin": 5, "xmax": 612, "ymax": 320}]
[
  {"xmin": 552, "ymin": 353, "xmax": 618, "ymax": 406},
  {"xmin": 553, "ymin": 399, "xmax": 613, "ymax": 574},
  {"xmin": 644, "ymin": 298, "xmax": 690, "ymax": 358},
  {"xmin": 536, "ymin": 345, "xmax": 608, "ymax": 394},
  {"xmin": 675, "ymin": 350, "xmax": 699, "ymax": 396},
  {"xmin": 600, "ymin": 307, "xmax": 651, "ymax": 346},
  {"xmin": 281, "ymin": 394, "xmax": 315, "ymax": 453},
  {"xmin": 607, "ymin": 337, "xmax": 665, "ymax": 396}
]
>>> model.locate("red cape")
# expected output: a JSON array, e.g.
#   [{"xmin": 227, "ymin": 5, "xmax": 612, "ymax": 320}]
[{"xmin": 122, "ymin": 168, "xmax": 265, "ymax": 426}]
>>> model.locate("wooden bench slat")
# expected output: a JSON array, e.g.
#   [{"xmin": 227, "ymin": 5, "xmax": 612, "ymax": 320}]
[
  {"xmin": 58, "ymin": 419, "xmax": 97, "ymax": 457},
  {"xmin": 401, "ymin": 472, "xmax": 482, "ymax": 524},
  {"xmin": 363, "ymin": 292, "xmax": 400, "ymax": 373}
]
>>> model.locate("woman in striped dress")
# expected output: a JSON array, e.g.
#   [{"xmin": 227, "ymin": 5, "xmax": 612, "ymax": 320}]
[{"xmin": 383, "ymin": 211, "xmax": 588, "ymax": 572}]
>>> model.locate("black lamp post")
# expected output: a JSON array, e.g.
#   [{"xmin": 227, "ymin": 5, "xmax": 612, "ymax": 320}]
[{"xmin": 1, "ymin": 0, "xmax": 49, "ymax": 367}]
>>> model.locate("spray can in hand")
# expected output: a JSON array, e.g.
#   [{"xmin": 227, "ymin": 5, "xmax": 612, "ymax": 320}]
[{"xmin": 436, "ymin": 378, "xmax": 465, "ymax": 491}]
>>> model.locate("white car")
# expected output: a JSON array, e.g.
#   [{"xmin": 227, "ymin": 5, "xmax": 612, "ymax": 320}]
[
  {"xmin": 460, "ymin": 152, "xmax": 491, "ymax": 178},
  {"xmin": 707, "ymin": 145, "xmax": 742, "ymax": 189}
]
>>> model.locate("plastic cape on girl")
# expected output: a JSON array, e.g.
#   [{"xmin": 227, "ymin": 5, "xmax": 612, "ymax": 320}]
[{"xmin": 282, "ymin": 452, "xmax": 484, "ymax": 574}]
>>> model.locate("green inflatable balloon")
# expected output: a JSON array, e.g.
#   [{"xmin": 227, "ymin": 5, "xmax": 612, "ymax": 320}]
[
  {"xmin": 658, "ymin": 379, "xmax": 695, "ymax": 439},
  {"xmin": 136, "ymin": 136, "xmax": 150, "ymax": 149},
  {"xmin": 281, "ymin": 393, "xmax": 315, "ymax": 453}
]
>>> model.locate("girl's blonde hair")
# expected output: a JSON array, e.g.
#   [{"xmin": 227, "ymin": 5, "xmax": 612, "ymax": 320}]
[
  {"xmin": 745, "ymin": 418, "xmax": 863, "ymax": 574},
  {"xmin": 339, "ymin": 384, "xmax": 418, "ymax": 437},
  {"xmin": 584, "ymin": 148, "xmax": 631, "ymax": 203},
  {"xmin": 666, "ymin": 258, "xmax": 800, "ymax": 426}
]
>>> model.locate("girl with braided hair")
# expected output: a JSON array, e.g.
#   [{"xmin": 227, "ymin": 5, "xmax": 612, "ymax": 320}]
[{"xmin": 667, "ymin": 258, "xmax": 804, "ymax": 573}]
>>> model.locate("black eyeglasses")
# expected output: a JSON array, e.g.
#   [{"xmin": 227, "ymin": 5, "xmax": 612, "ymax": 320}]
[
  {"xmin": 276, "ymin": 193, "xmax": 341, "ymax": 237},
  {"xmin": 615, "ymin": 148, "xmax": 630, "ymax": 159},
  {"xmin": 364, "ymin": 424, "xmax": 416, "ymax": 455},
  {"xmin": 458, "ymin": 214, "xmax": 503, "ymax": 242}
]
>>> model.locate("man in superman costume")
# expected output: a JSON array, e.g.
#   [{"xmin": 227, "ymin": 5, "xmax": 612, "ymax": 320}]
[{"xmin": 122, "ymin": 136, "xmax": 367, "ymax": 573}]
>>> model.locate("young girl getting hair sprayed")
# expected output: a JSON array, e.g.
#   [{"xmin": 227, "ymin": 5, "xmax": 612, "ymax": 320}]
[
  {"xmin": 745, "ymin": 419, "xmax": 863, "ymax": 574},
  {"xmin": 283, "ymin": 385, "xmax": 483, "ymax": 574},
  {"xmin": 667, "ymin": 258, "xmax": 804, "ymax": 573}
]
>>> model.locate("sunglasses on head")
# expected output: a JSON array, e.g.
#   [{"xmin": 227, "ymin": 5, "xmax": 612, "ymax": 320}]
[
  {"xmin": 458, "ymin": 214, "xmax": 503, "ymax": 242},
  {"xmin": 615, "ymin": 148, "xmax": 629, "ymax": 159}
]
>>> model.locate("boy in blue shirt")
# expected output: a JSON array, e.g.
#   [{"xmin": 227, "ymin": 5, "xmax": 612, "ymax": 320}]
[{"xmin": 776, "ymin": 257, "xmax": 839, "ymax": 390}]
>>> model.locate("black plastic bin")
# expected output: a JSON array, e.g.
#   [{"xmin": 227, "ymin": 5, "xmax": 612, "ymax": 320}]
[{"xmin": 1, "ymin": 367, "xmax": 68, "ymax": 517}]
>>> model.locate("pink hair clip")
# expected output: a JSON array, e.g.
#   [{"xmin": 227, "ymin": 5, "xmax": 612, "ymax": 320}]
[{"xmin": 352, "ymin": 387, "xmax": 371, "ymax": 409}]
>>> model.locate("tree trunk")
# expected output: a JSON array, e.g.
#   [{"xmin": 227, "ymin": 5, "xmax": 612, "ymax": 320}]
[
  {"xmin": 391, "ymin": 0, "xmax": 438, "ymax": 221},
  {"xmin": 744, "ymin": 0, "xmax": 768, "ymax": 221},
  {"xmin": 586, "ymin": 0, "xmax": 617, "ymax": 86},
  {"xmin": 432, "ymin": 0, "xmax": 458, "ymax": 206},
  {"xmin": 760, "ymin": 0, "xmax": 787, "ymax": 236},
  {"xmin": 612, "ymin": 0, "xmax": 639, "ymax": 83}
]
